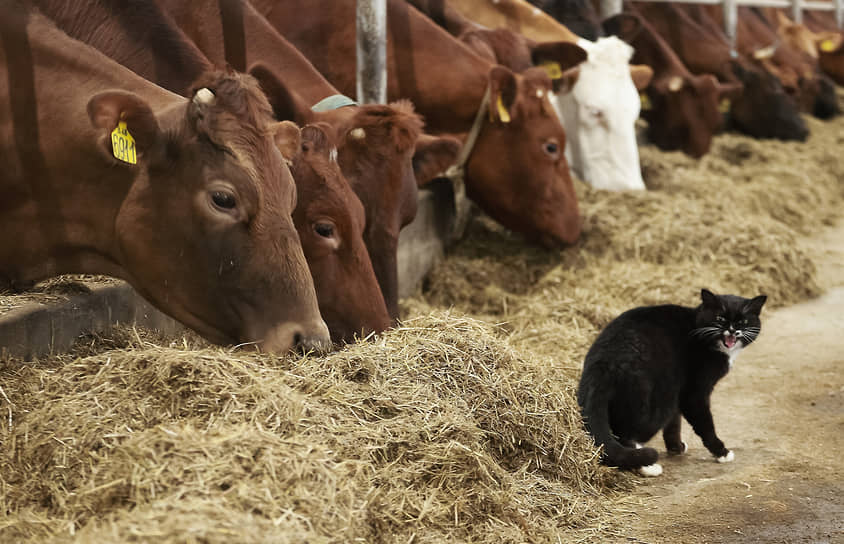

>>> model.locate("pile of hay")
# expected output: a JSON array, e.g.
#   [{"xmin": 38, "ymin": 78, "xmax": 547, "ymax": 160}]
[{"xmin": 0, "ymin": 317, "xmax": 622, "ymax": 543}]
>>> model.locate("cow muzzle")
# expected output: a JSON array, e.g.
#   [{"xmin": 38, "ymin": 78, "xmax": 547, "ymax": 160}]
[{"xmin": 250, "ymin": 319, "xmax": 332, "ymax": 354}]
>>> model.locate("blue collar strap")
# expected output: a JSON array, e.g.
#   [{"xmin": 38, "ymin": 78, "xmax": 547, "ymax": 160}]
[{"xmin": 311, "ymin": 94, "xmax": 358, "ymax": 112}]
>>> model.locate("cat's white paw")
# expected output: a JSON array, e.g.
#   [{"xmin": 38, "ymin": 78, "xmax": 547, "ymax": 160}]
[
  {"xmin": 716, "ymin": 450, "xmax": 735, "ymax": 463},
  {"xmin": 638, "ymin": 463, "xmax": 663, "ymax": 477}
]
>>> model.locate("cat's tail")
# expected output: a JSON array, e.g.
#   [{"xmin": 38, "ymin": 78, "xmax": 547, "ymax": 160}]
[{"xmin": 577, "ymin": 382, "xmax": 659, "ymax": 471}]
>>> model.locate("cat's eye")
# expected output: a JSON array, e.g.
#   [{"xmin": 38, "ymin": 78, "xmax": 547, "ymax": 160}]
[{"xmin": 715, "ymin": 316, "xmax": 726, "ymax": 323}]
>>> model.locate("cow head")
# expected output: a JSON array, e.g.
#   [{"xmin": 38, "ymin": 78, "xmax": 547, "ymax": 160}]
[
  {"xmin": 87, "ymin": 71, "xmax": 329, "ymax": 353},
  {"xmin": 639, "ymin": 71, "xmax": 739, "ymax": 158},
  {"xmin": 727, "ymin": 60, "xmax": 808, "ymax": 141},
  {"xmin": 317, "ymin": 101, "xmax": 424, "ymax": 320},
  {"xmin": 554, "ymin": 36, "xmax": 652, "ymax": 191},
  {"xmin": 291, "ymin": 123, "xmax": 391, "ymax": 344},
  {"xmin": 467, "ymin": 64, "xmax": 581, "ymax": 248}
]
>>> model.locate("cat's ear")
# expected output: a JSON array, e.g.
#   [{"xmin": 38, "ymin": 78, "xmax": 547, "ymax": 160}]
[
  {"xmin": 744, "ymin": 295, "xmax": 767, "ymax": 316},
  {"xmin": 700, "ymin": 289, "xmax": 720, "ymax": 308}
]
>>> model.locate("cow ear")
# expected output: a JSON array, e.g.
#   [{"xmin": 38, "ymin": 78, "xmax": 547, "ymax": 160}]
[
  {"xmin": 602, "ymin": 13, "xmax": 643, "ymax": 43},
  {"xmin": 531, "ymin": 41, "xmax": 587, "ymax": 73},
  {"xmin": 87, "ymin": 91, "xmax": 161, "ymax": 163},
  {"xmin": 630, "ymin": 64, "xmax": 654, "ymax": 91},
  {"xmin": 553, "ymin": 66, "xmax": 580, "ymax": 95},
  {"xmin": 488, "ymin": 65, "xmax": 518, "ymax": 123},
  {"xmin": 300, "ymin": 124, "xmax": 331, "ymax": 158},
  {"xmin": 717, "ymin": 81, "xmax": 744, "ymax": 101},
  {"xmin": 271, "ymin": 120, "xmax": 301, "ymax": 162},
  {"xmin": 412, "ymin": 133, "xmax": 461, "ymax": 187},
  {"xmin": 249, "ymin": 62, "xmax": 304, "ymax": 124},
  {"xmin": 816, "ymin": 32, "xmax": 844, "ymax": 54}
]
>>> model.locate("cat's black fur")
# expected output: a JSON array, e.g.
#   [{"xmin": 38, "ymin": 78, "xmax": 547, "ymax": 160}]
[{"xmin": 577, "ymin": 289, "xmax": 766, "ymax": 473}]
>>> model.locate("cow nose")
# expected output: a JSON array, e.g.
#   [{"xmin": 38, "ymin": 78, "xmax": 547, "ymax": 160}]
[{"xmin": 258, "ymin": 319, "xmax": 332, "ymax": 354}]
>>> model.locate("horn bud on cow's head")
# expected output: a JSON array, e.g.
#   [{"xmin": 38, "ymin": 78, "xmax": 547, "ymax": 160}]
[
  {"xmin": 194, "ymin": 87, "xmax": 216, "ymax": 105},
  {"xmin": 668, "ymin": 76, "xmax": 684, "ymax": 92},
  {"xmin": 349, "ymin": 127, "xmax": 366, "ymax": 140}
]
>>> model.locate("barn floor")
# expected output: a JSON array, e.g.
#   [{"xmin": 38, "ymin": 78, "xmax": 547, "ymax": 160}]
[{"xmin": 620, "ymin": 220, "xmax": 844, "ymax": 544}]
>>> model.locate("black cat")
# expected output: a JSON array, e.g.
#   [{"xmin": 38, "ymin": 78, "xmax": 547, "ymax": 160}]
[{"xmin": 577, "ymin": 289, "xmax": 766, "ymax": 476}]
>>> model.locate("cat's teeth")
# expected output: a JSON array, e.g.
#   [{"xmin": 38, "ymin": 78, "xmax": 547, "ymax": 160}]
[
  {"xmin": 716, "ymin": 450, "xmax": 735, "ymax": 463},
  {"xmin": 638, "ymin": 463, "xmax": 663, "ymax": 477}
]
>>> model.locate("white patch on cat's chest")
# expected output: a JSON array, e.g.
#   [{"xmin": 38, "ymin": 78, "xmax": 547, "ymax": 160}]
[{"xmin": 718, "ymin": 333, "xmax": 744, "ymax": 367}]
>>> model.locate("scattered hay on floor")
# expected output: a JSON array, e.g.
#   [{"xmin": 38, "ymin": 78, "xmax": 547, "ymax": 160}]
[{"xmin": 0, "ymin": 315, "xmax": 624, "ymax": 544}]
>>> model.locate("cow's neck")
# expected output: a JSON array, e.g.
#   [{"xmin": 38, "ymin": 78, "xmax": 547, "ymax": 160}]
[{"xmin": 0, "ymin": 10, "xmax": 177, "ymax": 286}]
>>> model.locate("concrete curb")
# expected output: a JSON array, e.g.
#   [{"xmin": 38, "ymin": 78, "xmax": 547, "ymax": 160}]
[{"xmin": 0, "ymin": 186, "xmax": 453, "ymax": 360}]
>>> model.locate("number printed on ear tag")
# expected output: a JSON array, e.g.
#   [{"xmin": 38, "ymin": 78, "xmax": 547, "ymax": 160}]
[{"xmin": 111, "ymin": 121, "xmax": 137, "ymax": 164}]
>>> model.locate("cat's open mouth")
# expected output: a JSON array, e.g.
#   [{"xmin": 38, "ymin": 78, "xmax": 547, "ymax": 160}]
[{"xmin": 722, "ymin": 335, "xmax": 738, "ymax": 349}]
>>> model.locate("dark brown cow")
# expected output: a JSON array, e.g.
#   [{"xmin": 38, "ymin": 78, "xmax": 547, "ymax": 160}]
[
  {"xmin": 252, "ymin": 0, "xmax": 587, "ymax": 248},
  {"xmin": 34, "ymin": 0, "xmax": 397, "ymax": 344},
  {"xmin": 158, "ymin": 0, "xmax": 455, "ymax": 321},
  {"xmin": 696, "ymin": 5, "xmax": 838, "ymax": 119},
  {"xmin": 629, "ymin": 3, "xmax": 808, "ymax": 141},
  {"xmin": 603, "ymin": 13, "xmax": 739, "ymax": 157},
  {"xmin": 0, "ymin": 5, "xmax": 329, "ymax": 352}
]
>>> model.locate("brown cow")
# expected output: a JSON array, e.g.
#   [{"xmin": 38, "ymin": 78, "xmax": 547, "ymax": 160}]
[
  {"xmin": 696, "ymin": 5, "xmax": 838, "ymax": 119},
  {"xmin": 768, "ymin": 9, "xmax": 844, "ymax": 87},
  {"xmin": 252, "ymin": 0, "xmax": 587, "ymax": 247},
  {"xmin": 33, "ymin": 0, "xmax": 397, "ymax": 344},
  {"xmin": 158, "ymin": 0, "xmax": 455, "ymax": 321},
  {"xmin": 603, "ymin": 13, "xmax": 739, "ymax": 157},
  {"xmin": 292, "ymin": 124, "xmax": 391, "ymax": 343},
  {"xmin": 629, "ymin": 3, "xmax": 808, "ymax": 141},
  {"xmin": 0, "ymin": 5, "xmax": 329, "ymax": 352}
]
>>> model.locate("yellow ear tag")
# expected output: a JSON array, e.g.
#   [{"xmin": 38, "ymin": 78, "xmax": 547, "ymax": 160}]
[
  {"xmin": 821, "ymin": 39, "xmax": 836, "ymax": 52},
  {"xmin": 541, "ymin": 61, "xmax": 563, "ymax": 80},
  {"xmin": 111, "ymin": 121, "xmax": 137, "ymax": 165},
  {"xmin": 719, "ymin": 98, "xmax": 731, "ymax": 113},
  {"xmin": 496, "ymin": 95, "xmax": 511, "ymax": 123},
  {"xmin": 639, "ymin": 93, "xmax": 652, "ymax": 111}
]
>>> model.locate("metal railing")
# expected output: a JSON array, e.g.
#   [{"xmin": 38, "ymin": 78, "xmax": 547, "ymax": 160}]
[{"xmin": 600, "ymin": 0, "xmax": 844, "ymax": 54}]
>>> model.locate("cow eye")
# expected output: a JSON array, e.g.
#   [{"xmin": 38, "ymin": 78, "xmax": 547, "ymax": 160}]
[
  {"xmin": 543, "ymin": 140, "xmax": 560, "ymax": 158},
  {"xmin": 211, "ymin": 190, "xmax": 237, "ymax": 210},
  {"xmin": 314, "ymin": 222, "xmax": 335, "ymax": 238}
]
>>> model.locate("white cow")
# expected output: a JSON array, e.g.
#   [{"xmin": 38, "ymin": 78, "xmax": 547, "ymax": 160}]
[{"xmin": 554, "ymin": 36, "xmax": 648, "ymax": 191}]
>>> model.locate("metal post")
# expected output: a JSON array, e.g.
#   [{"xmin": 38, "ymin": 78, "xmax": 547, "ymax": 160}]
[
  {"xmin": 836, "ymin": 0, "xmax": 844, "ymax": 29},
  {"xmin": 356, "ymin": 0, "xmax": 387, "ymax": 104},
  {"xmin": 791, "ymin": 0, "xmax": 803, "ymax": 23},
  {"xmin": 723, "ymin": 0, "xmax": 738, "ymax": 57},
  {"xmin": 600, "ymin": 0, "xmax": 623, "ymax": 19}
]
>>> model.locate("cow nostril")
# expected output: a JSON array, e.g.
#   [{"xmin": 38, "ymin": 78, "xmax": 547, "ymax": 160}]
[{"xmin": 293, "ymin": 332, "xmax": 303, "ymax": 347}]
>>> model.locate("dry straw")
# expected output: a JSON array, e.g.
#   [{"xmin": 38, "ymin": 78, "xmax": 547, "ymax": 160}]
[{"xmin": 2, "ymin": 106, "xmax": 843, "ymax": 542}]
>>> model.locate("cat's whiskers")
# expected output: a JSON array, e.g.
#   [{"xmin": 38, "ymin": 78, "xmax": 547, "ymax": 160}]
[{"xmin": 690, "ymin": 326, "xmax": 723, "ymax": 340}]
